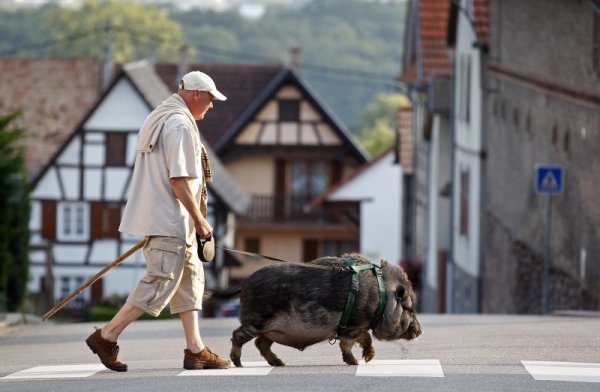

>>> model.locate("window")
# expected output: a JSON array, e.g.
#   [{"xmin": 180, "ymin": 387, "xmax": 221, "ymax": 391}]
[
  {"xmin": 105, "ymin": 133, "xmax": 127, "ymax": 166},
  {"xmin": 594, "ymin": 13, "xmax": 600, "ymax": 75},
  {"xmin": 60, "ymin": 276, "xmax": 87, "ymax": 307},
  {"xmin": 290, "ymin": 160, "xmax": 329, "ymax": 214},
  {"xmin": 57, "ymin": 202, "xmax": 89, "ymax": 241},
  {"xmin": 459, "ymin": 169, "xmax": 470, "ymax": 237},
  {"xmin": 457, "ymin": 54, "xmax": 471, "ymax": 123},
  {"xmin": 279, "ymin": 100, "xmax": 300, "ymax": 122},
  {"xmin": 290, "ymin": 161, "xmax": 329, "ymax": 198},
  {"xmin": 323, "ymin": 240, "xmax": 355, "ymax": 256},
  {"xmin": 60, "ymin": 277, "xmax": 70, "ymax": 300},
  {"xmin": 245, "ymin": 238, "xmax": 260, "ymax": 254}
]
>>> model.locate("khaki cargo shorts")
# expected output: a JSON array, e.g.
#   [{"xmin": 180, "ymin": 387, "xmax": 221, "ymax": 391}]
[{"xmin": 126, "ymin": 236, "xmax": 205, "ymax": 317}]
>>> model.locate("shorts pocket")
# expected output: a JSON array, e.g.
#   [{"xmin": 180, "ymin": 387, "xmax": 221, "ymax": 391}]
[{"xmin": 142, "ymin": 239, "xmax": 184, "ymax": 282}]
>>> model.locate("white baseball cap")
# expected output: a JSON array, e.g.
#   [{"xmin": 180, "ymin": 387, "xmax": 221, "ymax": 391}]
[{"xmin": 179, "ymin": 71, "xmax": 227, "ymax": 101}]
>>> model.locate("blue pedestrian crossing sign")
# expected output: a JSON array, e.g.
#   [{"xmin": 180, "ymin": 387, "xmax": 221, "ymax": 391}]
[{"xmin": 535, "ymin": 165, "xmax": 564, "ymax": 194}]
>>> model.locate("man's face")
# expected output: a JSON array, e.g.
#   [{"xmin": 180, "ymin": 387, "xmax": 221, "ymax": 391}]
[{"xmin": 191, "ymin": 90, "xmax": 215, "ymax": 120}]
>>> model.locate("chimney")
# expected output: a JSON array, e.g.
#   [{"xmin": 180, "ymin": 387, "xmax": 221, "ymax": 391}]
[
  {"xmin": 289, "ymin": 47, "xmax": 302, "ymax": 71},
  {"xmin": 102, "ymin": 20, "xmax": 114, "ymax": 91},
  {"xmin": 176, "ymin": 44, "xmax": 191, "ymax": 88}
]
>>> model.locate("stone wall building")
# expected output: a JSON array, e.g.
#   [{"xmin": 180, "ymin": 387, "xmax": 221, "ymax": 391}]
[{"xmin": 483, "ymin": 0, "xmax": 600, "ymax": 313}]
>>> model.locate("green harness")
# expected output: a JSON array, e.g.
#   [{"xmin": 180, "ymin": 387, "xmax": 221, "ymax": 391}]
[{"xmin": 338, "ymin": 258, "xmax": 387, "ymax": 331}]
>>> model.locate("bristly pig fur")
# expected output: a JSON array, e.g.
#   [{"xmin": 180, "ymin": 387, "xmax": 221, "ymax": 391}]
[{"xmin": 229, "ymin": 253, "xmax": 422, "ymax": 367}]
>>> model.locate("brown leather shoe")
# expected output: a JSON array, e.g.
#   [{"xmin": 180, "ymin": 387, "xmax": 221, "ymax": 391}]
[
  {"xmin": 85, "ymin": 328, "xmax": 128, "ymax": 372},
  {"xmin": 183, "ymin": 347, "xmax": 231, "ymax": 369}
]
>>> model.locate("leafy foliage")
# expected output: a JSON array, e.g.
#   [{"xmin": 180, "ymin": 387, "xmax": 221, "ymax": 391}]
[
  {"xmin": 0, "ymin": 0, "xmax": 405, "ymax": 129},
  {"xmin": 41, "ymin": 0, "xmax": 184, "ymax": 62},
  {"xmin": 169, "ymin": 0, "xmax": 406, "ymax": 126},
  {"xmin": 354, "ymin": 93, "xmax": 411, "ymax": 157},
  {"xmin": 0, "ymin": 111, "xmax": 30, "ymax": 312}
]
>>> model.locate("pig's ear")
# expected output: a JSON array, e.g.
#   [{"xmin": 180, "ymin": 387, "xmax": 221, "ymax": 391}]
[{"xmin": 380, "ymin": 259, "xmax": 389, "ymax": 269}]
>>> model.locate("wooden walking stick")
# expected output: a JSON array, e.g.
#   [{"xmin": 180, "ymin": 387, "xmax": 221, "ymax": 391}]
[{"xmin": 41, "ymin": 239, "xmax": 146, "ymax": 322}]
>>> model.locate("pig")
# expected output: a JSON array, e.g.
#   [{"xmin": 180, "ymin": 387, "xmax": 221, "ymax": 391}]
[{"xmin": 229, "ymin": 253, "xmax": 421, "ymax": 367}]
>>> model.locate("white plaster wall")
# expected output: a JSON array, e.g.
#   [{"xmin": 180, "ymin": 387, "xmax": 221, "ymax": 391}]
[
  {"xmin": 84, "ymin": 78, "xmax": 150, "ymax": 131},
  {"xmin": 57, "ymin": 136, "xmax": 81, "ymax": 165},
  {"xmin": 104, "ymin": 168, "xmax": 130, "ymax": 201},
  {"xmin": 32, "ymin": 167, "xmax": 61, "ymax": 199},
  {"xmin": 425, "ymin": 115, "xmax": 452, "ymax": 290},
  {"xmin": 327, "ymin": 152, "xmax": 402, "ymax": 264},
  {"xmin": 452, "ymin": 0, "xmax": 484, "ymax": 278},
  {"xmin": 59, "ymin": 167, "xmax": 80, "ymax": 200}
]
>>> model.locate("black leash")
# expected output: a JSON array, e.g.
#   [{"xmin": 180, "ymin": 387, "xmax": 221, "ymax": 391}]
[
  {"xmin": 205, "ymin": 239, "xmax": 387, "ymax": 332},
  {"xmin": 215, "ymin": 246, "xmax": 336, "ymax": 271}
]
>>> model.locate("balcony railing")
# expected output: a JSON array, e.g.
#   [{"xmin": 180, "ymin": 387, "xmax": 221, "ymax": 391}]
[{"xmin": 239, "ymin": 195, "xmax": 359, "ymax": 226}]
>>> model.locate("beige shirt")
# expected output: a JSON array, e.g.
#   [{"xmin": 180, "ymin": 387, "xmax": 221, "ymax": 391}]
[{"xmin": 120, "ymin": 113, "xmax": 202, "ymax": 245}]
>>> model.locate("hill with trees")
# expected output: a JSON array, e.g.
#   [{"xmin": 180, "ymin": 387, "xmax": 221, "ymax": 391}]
[{"xmin": 0, "ymin": 0, "xmax": 407, "ymax": 151}]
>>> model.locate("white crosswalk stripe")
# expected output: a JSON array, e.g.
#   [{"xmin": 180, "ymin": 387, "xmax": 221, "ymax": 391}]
[
  {"xmin": 356, "ymin": 359, "xmax": 445, "ymax": 377},
  {"xmin": 522, "ymin": 360, "xmax": 600, "ymax": 383},
  {"xmin": 2, "ymin": 364, "xmax": 106, "ymax": 380},
  {"xmin": 179, "ymin": 361, "xmax": 273, "ymax": 376},
  {"xmin": 4, "ymin": 360, "xmax": 600, "ymax": 382}
]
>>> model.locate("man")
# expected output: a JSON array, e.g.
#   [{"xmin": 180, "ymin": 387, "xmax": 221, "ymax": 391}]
[{"xmin": 85, "ymin": 70, "xmax": 231, "ymax": 372}]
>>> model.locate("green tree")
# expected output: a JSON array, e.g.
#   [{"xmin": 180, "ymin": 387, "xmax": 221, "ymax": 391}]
[
  {"xmin": 0, "ymin": 111, "xmax": 30, "ymax": 312},
  {"xmin": 354, "ymin": 93, "xmax": 411, "ymax": 157},
  {"xmin": 42, "ymin": 0, "xmax": 185, "ymax": 62}
]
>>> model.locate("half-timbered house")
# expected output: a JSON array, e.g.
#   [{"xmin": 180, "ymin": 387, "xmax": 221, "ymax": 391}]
[
  {"xmin": 166, "ymin": 64, "xmax": 371, "ymax": 281},
  {"xmin": 28, "ymin": 61, "xmax": 249, "ymax": 312}
]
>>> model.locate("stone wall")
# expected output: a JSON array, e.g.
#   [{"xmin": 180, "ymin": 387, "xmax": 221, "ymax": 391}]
[{"xmin": 483, "ymin": 0, "xmax": 600, "ymax": 313}]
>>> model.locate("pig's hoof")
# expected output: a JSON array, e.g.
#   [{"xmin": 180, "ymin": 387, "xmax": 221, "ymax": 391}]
[
  {"xmin": 342, "ymin": 352, "xmax": 358, "ymax": 365},
  {"xmin": 231, "ymin": 355, "xmax": 242, "ymax": 367},
  {"xmin": 362, "ymin": 347, "xmax": 375, "ymax": 362},
  {"xmin": 268, "ymin": 358, "xmax": 285, "ymax": 367}
]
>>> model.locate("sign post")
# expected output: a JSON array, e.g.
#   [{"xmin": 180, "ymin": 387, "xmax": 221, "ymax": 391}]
[{"xmin": 535, "ymin": 165, "xmax": 564, "ymax": 315}]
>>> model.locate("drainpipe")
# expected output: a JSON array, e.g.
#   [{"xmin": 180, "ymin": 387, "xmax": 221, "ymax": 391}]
[{"xmin": 447, "ymin": 48, "xmax": 457, "ymax": 315}]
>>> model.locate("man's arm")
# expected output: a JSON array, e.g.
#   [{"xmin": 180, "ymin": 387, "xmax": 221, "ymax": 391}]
[{"xmin": 170, "ymin": 177, "xmax": 212, "ymax": 238}]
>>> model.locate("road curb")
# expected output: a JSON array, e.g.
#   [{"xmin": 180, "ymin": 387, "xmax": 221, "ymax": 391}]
[{"xmin": 553, "ymin": 310, "xmax": 600, "ymax": 318}]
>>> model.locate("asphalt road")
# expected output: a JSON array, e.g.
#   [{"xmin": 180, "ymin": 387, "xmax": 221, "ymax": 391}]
[{"xmin": 1, "ymin": 314, "xmax": 599, "ymax": 391}]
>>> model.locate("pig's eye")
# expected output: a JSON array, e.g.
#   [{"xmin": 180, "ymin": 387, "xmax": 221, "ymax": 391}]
[{"xmin": 395, "ymin": 286, "xmax": 405, "ymax": 300}]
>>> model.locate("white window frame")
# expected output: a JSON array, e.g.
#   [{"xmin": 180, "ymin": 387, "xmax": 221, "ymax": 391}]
[
  {"xmin": 58, "ymin": 275, "xmax": 88, "ymax": 307},
  {"xmin": 57, "ymin": 202, "xmax": 90, "ymax": 242}
]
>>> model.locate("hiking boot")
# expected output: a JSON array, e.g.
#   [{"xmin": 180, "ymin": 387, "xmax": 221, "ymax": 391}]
[
  {"xmin": 85, "ymin": 328, "xmax": 128, "ymax": 372},
  {"xmin": 183, "ymin": 347, "xmax": 231, "ymax": 369}
]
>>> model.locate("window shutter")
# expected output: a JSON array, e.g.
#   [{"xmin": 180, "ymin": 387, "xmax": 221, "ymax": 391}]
[{"xmin": 41, "ymin": 201, "xmax": 56, "ymax": 240}]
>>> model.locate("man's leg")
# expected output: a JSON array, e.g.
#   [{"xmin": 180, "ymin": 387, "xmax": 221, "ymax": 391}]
[
  {"xmin": 179, "ymin": 309, "xmax": 205, "ymax": 353},
  {"xmin": 85, "ymin": 303, "xmax": 143, "ymax": 372},
  {"xmin": 180, "ymin": 309, "xmax": 231, "ymax": 369},
  {"xmin": 101, "ymin": 303, "xmax": 144, "ymax": 342}
]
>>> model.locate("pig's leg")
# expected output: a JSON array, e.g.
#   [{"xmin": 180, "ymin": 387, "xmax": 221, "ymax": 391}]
[
  {"xmin": 230, "ymin": 326, "xmax": 256, "ymax": 367},
  {"xmin": 356, "ymin": 331, "xmax": 375, "ymax": 362},
  {"xmin": 339, "ymin": 337, "xmax": 359, "ymax": 365},
  {"xmin": 255, "ymin": 336, "xmax": 285, "ymax": 367}
]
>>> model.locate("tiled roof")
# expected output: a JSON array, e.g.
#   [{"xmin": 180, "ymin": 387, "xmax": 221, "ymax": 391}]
[
  {"xmin": 419, "ymin": 0, "xmax": 452, "ymax": 77},
  {"xmin": 155, "ymin": 63, "xmax": 284, "ymax": 147},
  {"xmin": 0, "ymin": 57, "xmax": 102, "ymax": 178},
  {"xmin": 399, "ymin": 0, "xmax": 452, "ymax": 85},
  {"xmin": 473, "ymin": 0, "xmax": 490, "ymax": 46}
]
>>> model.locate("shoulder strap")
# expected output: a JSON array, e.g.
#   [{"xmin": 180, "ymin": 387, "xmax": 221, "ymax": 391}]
[{"xmin": 338, "ymin": 258, "xmax": 387, "ymax": 331}]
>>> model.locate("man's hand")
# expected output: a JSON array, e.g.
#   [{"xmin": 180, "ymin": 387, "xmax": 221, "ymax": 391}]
[
  {"xmin": 196, "ymin": 220, "xmax": 213, "ymax": 239},
  {"xmin": 170, "ymin": 177, "xmax": 211, "ymax": 238}
]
